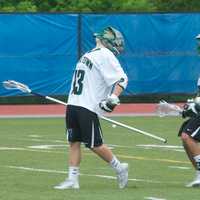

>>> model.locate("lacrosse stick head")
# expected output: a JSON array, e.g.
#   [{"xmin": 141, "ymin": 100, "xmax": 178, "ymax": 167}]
[
  {"xmin": 156, "ymin": 100, "xmax": 183, "ymax": 117},
  {"xmin": 2, "ymin": 80, "xmax": 31, "ymax": 93}
]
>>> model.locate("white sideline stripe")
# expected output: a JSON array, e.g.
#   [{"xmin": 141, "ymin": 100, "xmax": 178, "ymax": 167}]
[
  {"xmin": 22, "ymin": 139, "xmax": 184, "ymax": 150},
  {"xmin": 6, "ymin": 165, "xmax": 165, "ymax": 184},
  {"xmin": 21, "ymin": 140, "xmax": 184, "ymax": 152},
  {"xmin": 172, "ymin": 149, "xmax": 184, "ymax": 152},
  {"xmin": 28, "ymin": 144, "xmax": 67, "ymax": 149},
  {"xmin": 28, "ymin": 142, "xmax": 182, "ymax": 150},
  {"xmin": 136, "ymin": 144, "xmax": 184, "ymax": 152},
  {"xmin": 28, "ymin": 135, "xmax": 42, "ymax": 138},
  {"xmin": 0, "ymin": 147, "xmax": 25, "ymax": 150},
  {"xmin": 8, "ymin": 139, "xmax": 183, "ymax": 151},
  {"xmin": 144, "ymin": 197, "xmax": 166, "ymax": 200},
  {"xmin": 22, "ymin": 138, "xmax": 66, "ymax": 143},
  {"xmin": 0, "ymin": 147, "xmax": 63, "ymax": 154},
  {"xmin": 112, "ymin": 143, "xmax": 184, "ymax": 152},
  {"xmin": 0, "ymin": 145, "xmax": 189, "ymax": 164},
  {"xmin": 168, "ymin": 166, "xmax": 190, "ymax": 170},
  {"xmin": 27, "ymin": 143, "xmax": 185, "ymax": 160},
  {"xmin": 137, "ymin": 144, "xmax": 183, "ymax": 149}
]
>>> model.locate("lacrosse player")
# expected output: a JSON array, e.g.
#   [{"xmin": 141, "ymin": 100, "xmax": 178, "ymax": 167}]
[
  {"xmin": 178, "ymin": 44, "xmax": 200, "ymax": 187},
  {"xmin": 54, "ymin": 26, "xmax": 128, "ymax": 189},
  {"xmin": 178, "ymin": 97, "xmax": 200, "ymax": 187}
]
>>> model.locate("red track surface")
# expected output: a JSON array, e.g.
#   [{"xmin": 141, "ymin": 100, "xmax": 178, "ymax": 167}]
[{"xmin": 0, "ymin": 104, "xmax": 158, "ymax": 116}]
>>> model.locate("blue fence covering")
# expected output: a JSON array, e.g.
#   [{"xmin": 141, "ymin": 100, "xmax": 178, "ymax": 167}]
[
  {"xmin": 0, "ymin": 14, "xmax": 78, "ymax": 96},
  {"xmin": 1, "ymin": 13, "xmax": 200, "ymax": 96},
  {"xmin": 82, "ymin": 13, "xmax": 200, "ymax": 94}
]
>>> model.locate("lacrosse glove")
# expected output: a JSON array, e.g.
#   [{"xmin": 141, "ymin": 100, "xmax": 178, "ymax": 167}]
[
  {"xmin": 99, "ymin": 94, "xmax": 120, "ymax": 112},
  {"xmin": 182, "ymin": 102, "xmax": 199, "ymax": 118}
]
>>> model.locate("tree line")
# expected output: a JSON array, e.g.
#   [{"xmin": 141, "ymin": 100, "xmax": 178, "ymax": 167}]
[{"xmin": 0, "ymin": 0, "xmax": 200, "ymax": 12}]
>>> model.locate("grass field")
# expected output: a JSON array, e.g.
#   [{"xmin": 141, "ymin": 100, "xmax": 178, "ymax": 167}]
[{"xmin": 0, "ymin": 116, "xmax": 200, "ymax": 200}]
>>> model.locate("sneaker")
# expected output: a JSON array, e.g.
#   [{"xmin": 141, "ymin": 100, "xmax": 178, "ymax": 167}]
[
  {"xmin": 117, "ymin": 163, "xmax": 128, "ymax": 189},
  {"xmin": 54, "ymin": 179, "xmax": 80, "ymax": 190},
  {"xmin": 186, "ymin": 179, "xmax": 200, "ymax": 187}
]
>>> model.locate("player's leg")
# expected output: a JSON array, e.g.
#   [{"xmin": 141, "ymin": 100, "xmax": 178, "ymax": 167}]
[
  {"xmin": 178, "ymin": 119, "xmax": 197, "ymax": 168},
  {"xmin": 179, "ymin": 117, "xmax": 200, "ymax": 187},
  {"xmin": 79, "ymin": 107, "xmax": 128, "ymax": 188},
  {"xmin": 181, "ymin": 133, "xmax": 200, "ymax": 187},
  {"xmin": 181, "ymin": 133, "xmax": 200, "ymax": 169},
  {"xmin": 91, "ymin": 144, "xmax": 125, "ymax": 174},
  {"xmin": 91, "ymin": 143, "xmax": 113, "ymax": 162},
  {"xmin": 54, "ymin": 142, "xmax": 81, "ymax": 190},
  {"xmin": 68, "ymin": 142, "xmax": 81, "ymax": 166},
  {"xmin": 92, "ymin": 144, "xmax": 128, "ymax": 189},
  {"xmin": 182, "ymin": 142, "xmax": 197, "ymax": 169},
  {"xmin": 54, "ymin": 106, "xmax": 81, "ymax": 189}
]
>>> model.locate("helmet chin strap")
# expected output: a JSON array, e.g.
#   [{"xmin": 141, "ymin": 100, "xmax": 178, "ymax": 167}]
[{"xmin": 112, "ymin": 46, "xmax": 120, "ymax": 55}]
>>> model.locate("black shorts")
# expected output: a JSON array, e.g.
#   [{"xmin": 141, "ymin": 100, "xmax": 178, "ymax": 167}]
[
  {"xmin": 65, "ymin": 105, "xmax": 103, "ymax": 148},
  {"xmin": 178, "ymin": 115, "xmax": 200, "ymax": 142}
]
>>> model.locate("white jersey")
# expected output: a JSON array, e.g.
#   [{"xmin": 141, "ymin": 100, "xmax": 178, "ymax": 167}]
[{"xmin": 68, "ymin": 47, "xmax": 128, "ymax": 115}]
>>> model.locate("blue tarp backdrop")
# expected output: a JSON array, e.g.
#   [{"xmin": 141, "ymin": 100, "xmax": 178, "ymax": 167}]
[
  {"xmin": 1, "ymin": 13, "xmax": 200, "ymax": 96},
  {"xmin": 0, "ymin": 14, "xmax": 78, "ymax": 96}
]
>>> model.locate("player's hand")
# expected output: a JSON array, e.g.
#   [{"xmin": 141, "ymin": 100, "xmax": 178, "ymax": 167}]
[{"xmin": 99, "ymin": 94, "xmax": 120, "ymax": 112}]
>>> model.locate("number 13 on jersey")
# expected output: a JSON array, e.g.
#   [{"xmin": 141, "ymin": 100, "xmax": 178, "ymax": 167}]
[{"xmin": 72, "ymin": 69, "xmax": 85, "ymax": 95}]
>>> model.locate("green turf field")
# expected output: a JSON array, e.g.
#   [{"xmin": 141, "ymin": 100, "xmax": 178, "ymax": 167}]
[{"xmin": 0, "ymin": 116, "xmax": 200, "ymax": 200}]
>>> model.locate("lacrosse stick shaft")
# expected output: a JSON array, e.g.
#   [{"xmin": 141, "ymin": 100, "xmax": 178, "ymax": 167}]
[
  {"xmin": 100, "ymin": 116, "xmax": 167, "ymax": 143},
  {"xmin": 45, "ymin": 96, "xmax": 67, "ymax": 106},
  {"xmin": 31, "ymin": 92, "xmax": 68, "ymax": 106}
]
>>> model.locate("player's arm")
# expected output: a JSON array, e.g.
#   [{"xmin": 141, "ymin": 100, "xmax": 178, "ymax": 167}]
[
  {"xmin": 99, "ymin": 77, "xmax": 128, "ymax": 113},
  {"xmin": 98, "ymin": 51, "xmax": 128, "ymax": 112},
  {"xmin": 112, "ymin": 83, "xmax": 124, "ymax": 97}
]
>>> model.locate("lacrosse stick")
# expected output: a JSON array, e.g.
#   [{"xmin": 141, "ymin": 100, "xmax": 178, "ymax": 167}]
[
  {"xmin": 3, "ymin": 80, "xmax": 167, "ymax": 143},
  {"xmin": 3, "ymin": 80, "xmax": 66, "ymax": 105},
  {"xmin": 156, "ymin": 100, "xmax": 183, "ymax": 117}
]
